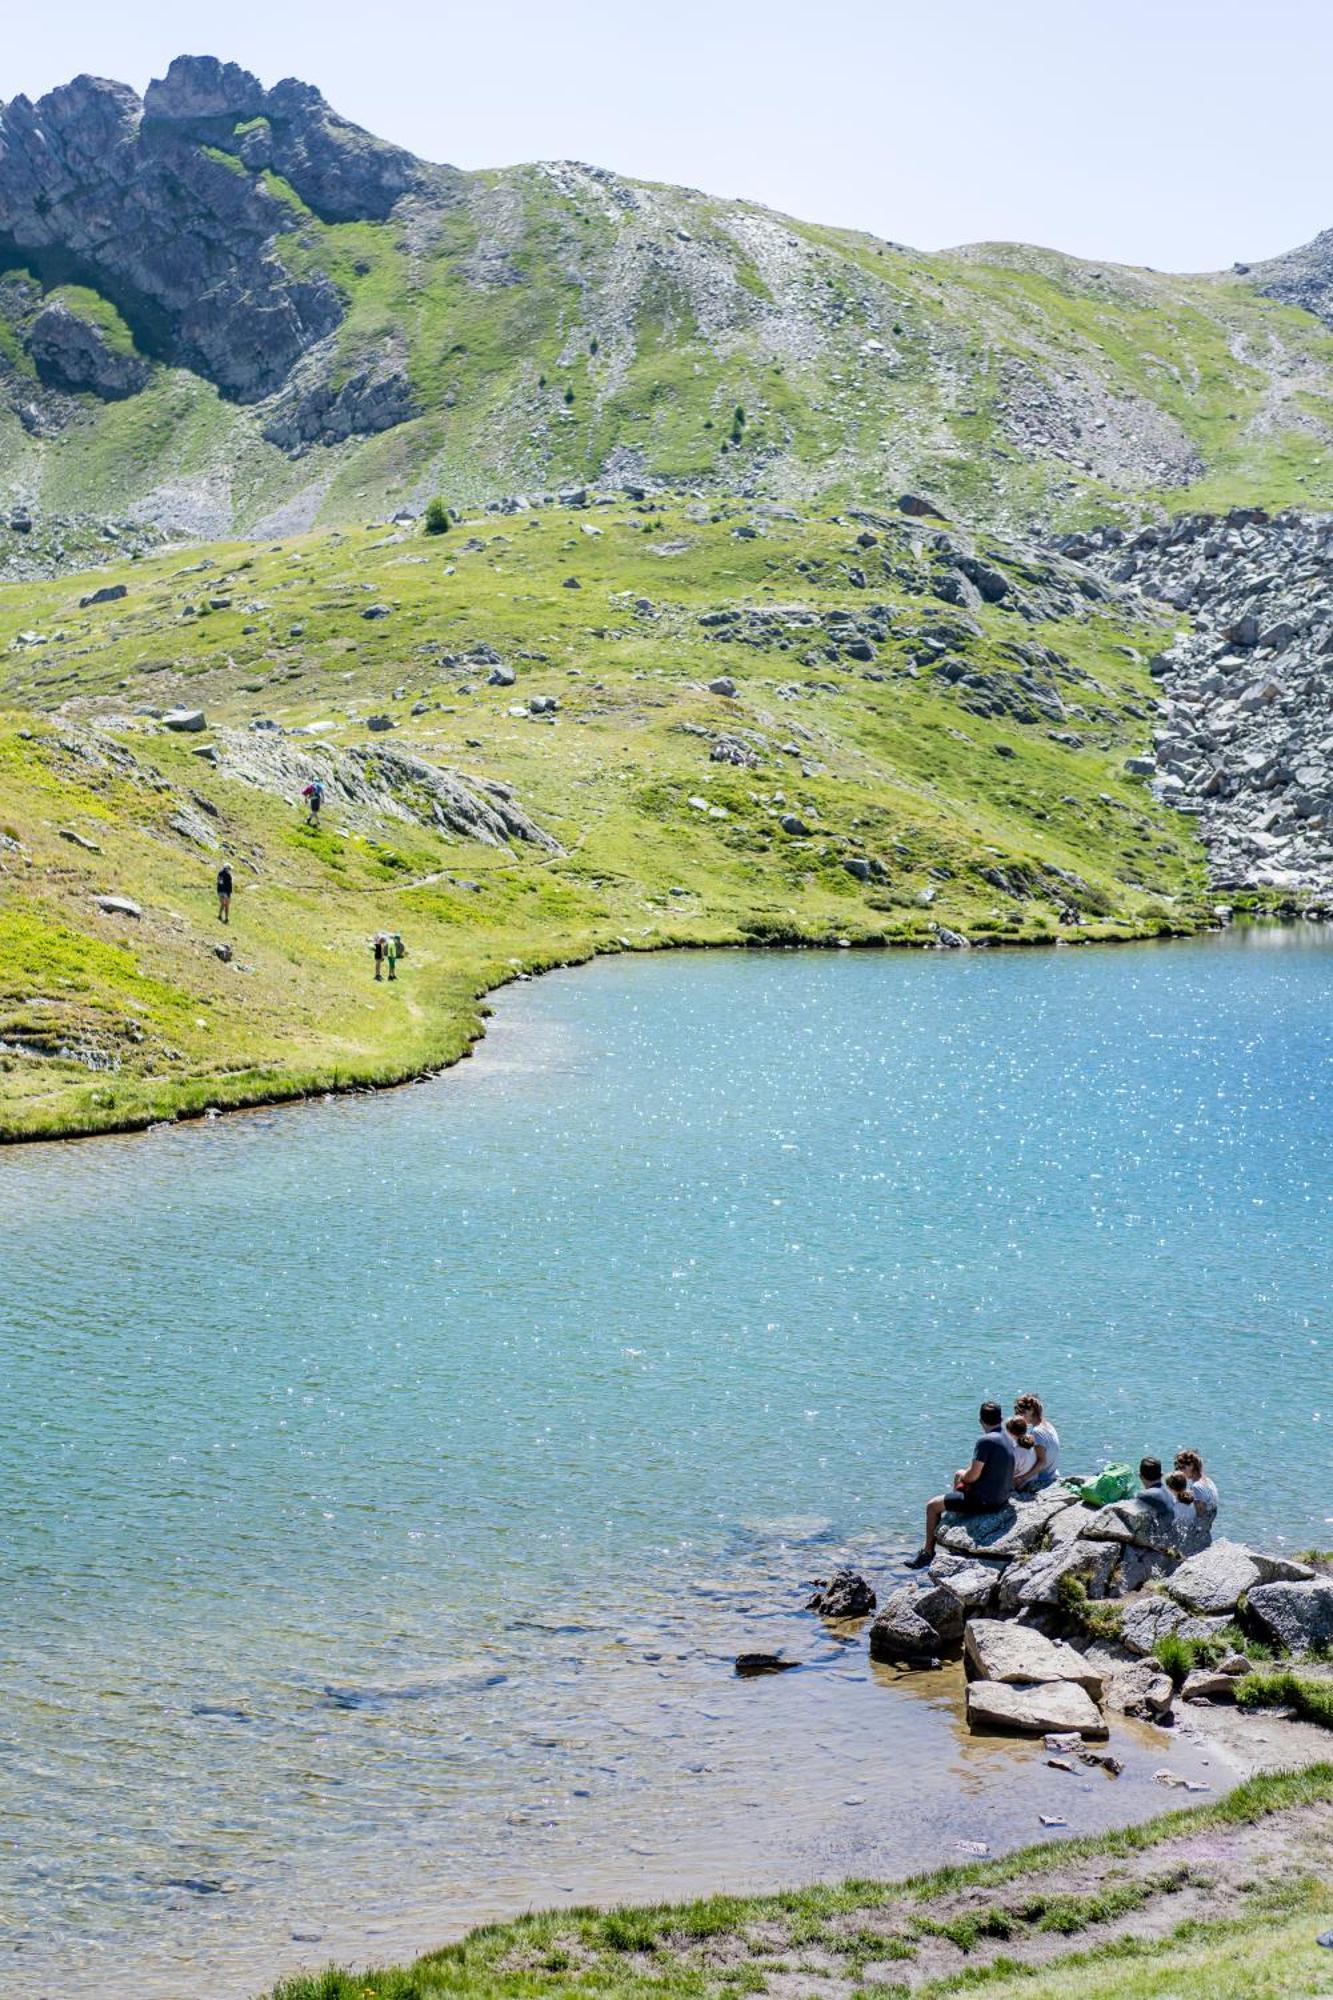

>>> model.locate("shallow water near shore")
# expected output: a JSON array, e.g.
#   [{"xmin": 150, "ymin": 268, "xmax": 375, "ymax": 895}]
[{"xmin": 3, "ymin": 927, "xmax": 1332, "ymax": 1998}]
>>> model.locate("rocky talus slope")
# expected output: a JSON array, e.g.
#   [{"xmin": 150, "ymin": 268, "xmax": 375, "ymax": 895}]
[{"xmin": 1063, "ymin": 511, "xmax": 1333, "ymax": 896}]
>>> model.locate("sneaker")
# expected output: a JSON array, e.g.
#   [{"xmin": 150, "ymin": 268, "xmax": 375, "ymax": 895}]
[{"xmin": 904, "ymin": 1548, "xmax": 933, "ymax": 1571}]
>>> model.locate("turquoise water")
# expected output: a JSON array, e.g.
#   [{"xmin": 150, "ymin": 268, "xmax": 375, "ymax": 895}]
[{"xmin": 3, "ymin": 928, "xmax": 1331, "ymax": 1996}]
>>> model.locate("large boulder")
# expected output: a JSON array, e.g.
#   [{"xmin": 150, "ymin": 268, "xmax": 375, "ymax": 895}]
[
  {"xmin": 964, "ymin": 1619, "xmax": 1104, "ymax": 1699},
  {"xmin": 966, "ymin": 1678, "xmax": 1107, "ymax": 1739},
  {"xmin": 869, "ymin": 1580, "xmax": 964, "ymax": 1664},
  {"xmin": 1167, "ymin": 1541, "xmax": 1313, "ymax": 1617},
  {"xmin": 936, "ymin": 1489, "xmax": 1078, "ymax": 1560},
  {"xmin": 997, "ymin": 1537, "xmax": 1120, "ymax": 1612},
  {"xmin": 1245, "ymin": 1580, "xmax": 1333, "ymax": 1655}
]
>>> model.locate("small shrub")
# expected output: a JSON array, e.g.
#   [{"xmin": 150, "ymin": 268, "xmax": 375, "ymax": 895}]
[
  {"xmin": 564, "ymin": 386, "xmax": 575, "ymax": 405},
  {"xmin": 423, "ymin": 497, "xmax": 450, "ymax": 536},
  {"xmin": 1057, "ymin": 1573, "xmax": 1123, "ymax": 1641}
]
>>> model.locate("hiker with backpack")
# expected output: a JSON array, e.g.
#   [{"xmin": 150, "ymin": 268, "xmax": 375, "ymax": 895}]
[
  {"xmin": 216, "ymin": 862, "xmax": 233, "ymax": 924},
  {"xmin": 302, "ymin": 778, "xmax": 324, "ymax": 826},
  {"xmin": 372, "ymin": 933, "xmax": 407, "ymax": 981}
]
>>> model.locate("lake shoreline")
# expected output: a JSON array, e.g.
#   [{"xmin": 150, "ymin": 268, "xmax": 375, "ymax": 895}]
[{"xmin": 1, "ymin": 910, "xmax": 1218, "ymax": 1147}]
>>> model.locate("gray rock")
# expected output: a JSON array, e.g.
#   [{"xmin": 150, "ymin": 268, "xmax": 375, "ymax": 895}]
[
  {"xmin": 1119, "ymin": 1596, "xmax": 1229, "ymax": 1658},
  {"xmin": 937, "ymin": 1490, "xmax": 1078, "ymax": 1561},
  {"xmin": 79, "ymin": 583, "xmax": 129, "ymax": 609},
  {"xmin": 1118, "ymin": 1545, "xmax": 1182, "ymax": 1593},
  {"xmin": 779, "ymin": 812, "xmax": 810, "ymax": 836},
  {"xmin": 927, "ymin": 1555, "xmax": 1001, "ymax": 1614},
  {"xmin": 29, "ymin": 301, "xmax": 150, "ymax": 401},
  {"xmin": 1180, "ymin": 1667, "xmax": 1239, "ymax": 1703},
  {"xmin": 707, "ymin": 676, "xmax": 737, "ymax": 697},
  {"xmin": 1103, "ymin": 1658, "xmax": 1174, "ymax": 1718},
  {"xmin": 366, "ymin": 714, "xmax": 394, "ymax": 732},
  {"xmin": 997, "ymin": 1537, "xmax": 1120, "ymax": 1611},
  {"xmin": 95, "ymin": 894, "xmax": 142, "ymax": 918},
  {"xmin": 163, "ymin": 708, "xmax": 207, "ymax": 733},
  {"xmin": 1245, "ymin": 1580, "xmax": 1333, "ymax": 1655},
  {"xmin": 868, "ymin": 1580, "xmax": 964, "ymax": 1663},
  {"xmin": 966, "ymin": 1678, "xmax": 1107, "ymax": 1738},
  {"xmin": 1167, "ymin": 1540, "xmax": 1313, "ymax": 1616},
  {"xmin": 807, "ymin": 1570, "xmax": 876, "ymax": 1618},
  {"xmin": 964, "ymin": 1619, "xmax": 1104, "ymax": 1698},
  {"xmin": 487, "ymin": 664, "xmax": 517, "ymax": 687}
]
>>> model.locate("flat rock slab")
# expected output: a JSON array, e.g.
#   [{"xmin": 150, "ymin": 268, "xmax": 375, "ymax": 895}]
[
  {"xmin": 95, "ymin": 894, "xmax": 142, "ymax": 918},
  {"xmin": 964, "ymin": 1618, "xmax": 1104, "ymax": 1698},
  {"xmin": 937, "ymin": 1489, "xmax": 1078, "ymax": 1560},
  {"xmin": 967, "ymin": 1678, "xmax": 1107, "ymax": 1739},
  {"xmin": 869, "ymin": 1580, "xmax": 964, "ymax": 1663},
  {"xmin": 163, "ymin": 708, "xmax": 207, "ymax": 731}
]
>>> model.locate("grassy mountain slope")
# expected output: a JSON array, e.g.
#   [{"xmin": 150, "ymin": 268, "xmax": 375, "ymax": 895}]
[
  {"xmin": 0, "ymin": 496, "xmax": 1204, "ymax": 1140},
  {"xmin": 9, "ymin": 147, "xmax": 1333, "ymax": 540}
]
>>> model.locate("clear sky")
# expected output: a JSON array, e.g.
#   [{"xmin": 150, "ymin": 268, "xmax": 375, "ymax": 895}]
[{"xmin": 5, "ymin": 0, "xmax": 1330, "ymax": 272}]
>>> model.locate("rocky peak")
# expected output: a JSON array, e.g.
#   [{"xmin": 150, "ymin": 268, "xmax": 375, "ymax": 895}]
[
  {"xmin": 142, "ymin": 54, "xmax": 268, "ymax": 123},
  {"xmin": 0, "ymin": 57, "xmax": 435, "ymax": 405}
]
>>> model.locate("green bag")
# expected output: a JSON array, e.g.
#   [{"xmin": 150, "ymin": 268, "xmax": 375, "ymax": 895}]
[{"xmin": 1079, "ymin": 1463, "xmax": 1136, "ymax": 1507}]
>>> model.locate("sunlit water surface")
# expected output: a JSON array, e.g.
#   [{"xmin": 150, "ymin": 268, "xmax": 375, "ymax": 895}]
[{"xmin": 3, "ymin": 929, "xmax": 1331, "ymax": 1997}]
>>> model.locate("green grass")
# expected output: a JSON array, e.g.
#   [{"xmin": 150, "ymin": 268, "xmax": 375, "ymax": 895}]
[
  {"xmin": 254, "ymin": 1767, "xmax": 1333, "ymax": 1999},
  {"xmin": 1237, "ymin": 1671, "xmax": 1333, "ymax": 1728},
  {"xmin": 0, "ymin": 496, "xmax": 1214, "ymax": 1140}
]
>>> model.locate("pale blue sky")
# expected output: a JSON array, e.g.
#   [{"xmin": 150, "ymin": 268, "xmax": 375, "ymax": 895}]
[{"xmin": 5, "ymin": 1, "xmax": 1330, "ymax": 271}]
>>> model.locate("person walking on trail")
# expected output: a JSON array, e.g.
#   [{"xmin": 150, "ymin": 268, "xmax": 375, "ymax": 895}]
[
  {"xmin": 303, "ymin": 778, "xmax": 324, "ymax": 826},
  {"xmin": 216, "ymin": 862, "xmax": 233, "ymax": 924},
  {"xmin": 906, "ymin": 1400, "xmax": 1014, "ymax": 1569}
]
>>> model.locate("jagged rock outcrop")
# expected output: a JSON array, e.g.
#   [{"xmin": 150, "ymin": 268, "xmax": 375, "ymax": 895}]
[
  {"xmin": 0, "ymin": 56, "xmax": 436, "ymax": 406},
  {"xmin": 209, "ymin": 726, "xmax": 560, "ymax": 850},
  {"xmin": 26, "ymin": 299, "xmax": 150, "ymax": 399},
  {"xmin": 1064, "ymin": 509, "xmax": 1333, "ymax": 894}
]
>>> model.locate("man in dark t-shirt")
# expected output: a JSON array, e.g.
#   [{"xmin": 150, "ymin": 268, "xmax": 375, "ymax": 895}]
[{"xmin": 906, "ymin": 1400, "xmax": 1014, "ymax": 1568}]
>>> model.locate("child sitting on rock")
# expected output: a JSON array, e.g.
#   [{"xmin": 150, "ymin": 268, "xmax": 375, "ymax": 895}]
[
  {"xmin": 1005, "ymin": 1415, "xmax": 1038, "ymax": 1488},
  {"xmin": 1165, "ymin": 1470, "xmax": 1199, "ymax": 1528}
]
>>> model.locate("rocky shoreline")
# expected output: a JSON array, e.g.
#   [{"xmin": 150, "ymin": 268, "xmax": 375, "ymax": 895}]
[{"xmin": 800, "ymin": 1486, "xmax": 1331, "ymax": 1745}]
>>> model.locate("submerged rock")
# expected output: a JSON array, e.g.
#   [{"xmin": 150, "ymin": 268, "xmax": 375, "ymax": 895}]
[{"xmin": 807, "ymin": 1570, "xmax": 876, "ymax": 1618}]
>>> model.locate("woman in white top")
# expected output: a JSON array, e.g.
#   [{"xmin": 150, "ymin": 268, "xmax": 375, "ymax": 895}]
[
  {"xmin": 1005, "ymin": 1415, "xmax": 1038, "ymax": 1486},
  {"xmin": 1013, "ymin": 1392, "xmax": 1060, "ymax": 1492},
  {"xmin": 1174, "ymin": 1448, "xmax": 1218, "ymax": 1518}
]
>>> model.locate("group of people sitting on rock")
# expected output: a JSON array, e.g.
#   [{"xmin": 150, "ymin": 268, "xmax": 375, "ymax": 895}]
[{"xmin": 906, "ymin": 1396, "xmax": 1217, "ymax": 1569}]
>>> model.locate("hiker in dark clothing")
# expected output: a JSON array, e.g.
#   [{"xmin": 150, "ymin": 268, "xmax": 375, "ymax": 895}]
[
  {"xmin": 216, "ymin": 863, "xmax": 233, "ymax": 923},
  {"xmin": 303, "ymin": 779, "xmax": 324, "ymax": 826},
  {"xmin": 907, "ymin": 1400, "xmax": 1014, "ymax": 1568},
  {"xmin": 373, "ymin": 934, "xmax": 386, "ymax": 981}
]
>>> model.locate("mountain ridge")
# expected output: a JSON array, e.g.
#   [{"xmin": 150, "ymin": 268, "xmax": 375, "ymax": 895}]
[{"xmin": 6, "ymin": 56, "xmax": 1333, "ymax": 538}]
